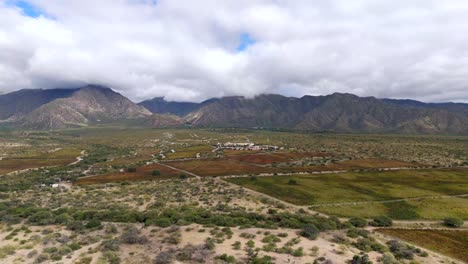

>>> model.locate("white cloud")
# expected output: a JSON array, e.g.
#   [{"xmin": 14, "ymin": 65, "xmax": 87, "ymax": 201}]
[{"xmin": 0, "ymin": 0, "xmax": 467, "ymax": 102}]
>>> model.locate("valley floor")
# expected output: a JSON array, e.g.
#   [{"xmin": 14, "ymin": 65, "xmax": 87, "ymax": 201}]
[{"xmin": 0, "ymin": 127, "xmax": 466, "ymax": 263}]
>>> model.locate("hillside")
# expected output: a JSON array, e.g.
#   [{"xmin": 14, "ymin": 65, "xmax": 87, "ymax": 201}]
[
  {"xmin": 1, "ymin": 86, "xmax": 467, "ymax": 134},
  {"xmin": 138, "ymin": 97, "xmax": 201, "ymax": 116},
  {"xmin": 183, "ymin": 93, "xmax": 468, "ymax": 134},
  {"xmin": 7, "ymin": 85, "xmax": 152, "ymax": 129},
  {"xmin": 0, "ymin": 88, "xmax": 77, "ymax": 120}
]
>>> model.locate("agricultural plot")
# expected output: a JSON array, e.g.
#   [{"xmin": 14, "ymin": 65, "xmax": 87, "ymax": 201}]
[
  {"xmin": 163, "ymin": 158, "xmax": 282, "ymax": 176},
  {"xmin": 227, "ymin": 168, "xmax": 468, "ymax": 219},
  {"xmin": 75, "ymin": 163, "xmax": 182, "ymax": 185},
  {"xmin": 283, "ymin": 158, "xmax": 422, "ymax": 173},
  {"xmin": 376, "ymin": 229, "xmax": 468, "ymax": 262},
  {"xmin": 0, "ymin": 148, "xmax": 81, "ymax": 175},
  {"xmin": 228, "ymin": 152, "xmax": 331, "ymax": 165}
]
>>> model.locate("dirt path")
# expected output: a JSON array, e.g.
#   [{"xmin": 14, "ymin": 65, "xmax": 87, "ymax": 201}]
[{"xmin": 69, "ymin": 150, "xmax": 86, "ymax": 165}]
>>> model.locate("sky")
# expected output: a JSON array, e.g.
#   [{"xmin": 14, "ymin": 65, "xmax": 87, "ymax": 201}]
[{"xmin": 0, "ymin": 0, "xmax": 468, "ymax": 103}]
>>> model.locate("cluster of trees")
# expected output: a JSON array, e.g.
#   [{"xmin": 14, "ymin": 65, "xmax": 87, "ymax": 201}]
[{"xmin": 1, "ymin": 202, "xmax": 349, "ymax": 234}]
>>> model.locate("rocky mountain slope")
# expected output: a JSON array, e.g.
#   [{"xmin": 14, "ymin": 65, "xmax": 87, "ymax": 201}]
[
  {"xmin": 1, "ymin": 85, "xmax": 467, "ymax": 134},
  {"xmin": 0, "ymin": 85, "xmax": 152, "ymax": 129},
  {"xmin": 143, "ymin": 93, "xmax": 468, "ymax": 134},
  {"xmin": 0, "ymin": 88, "xmax": 77, "ymax": 120},
  {"xmin": 138, "ymin": 97, "xmax": 201, "ymax": 116}
]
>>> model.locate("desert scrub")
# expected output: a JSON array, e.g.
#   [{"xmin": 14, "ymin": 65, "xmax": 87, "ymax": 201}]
[
  {"xmin": 352, "ymin": 238, "xmax": 387, "ymax": 253},
  {"xmin": 0, "ymin": 245, "xmax": 16, "ymax": 259},
  {"xmin": 232, "ymin": 241, "xmax": 241, "ymax": 250}
]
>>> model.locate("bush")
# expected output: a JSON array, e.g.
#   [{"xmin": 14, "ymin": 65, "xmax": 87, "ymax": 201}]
[
  {"xmin": 101, "ymin": 239, "xmax": 120, "ymax": 251},
  {"xmin": 120, "ymin": 226, "xmax": 148, "ymax": 244},
  {"xmin": 351, "ymin": 254, "xmax": 372, "ymax": 264},
  {"xmin": 386, "ymin": 240, "xmax": 427, "ymax": 260},
  {"xmin": 215, "ymin": 254, "xmax": 236, "ymax": 263},
  {"xmin": 370, "ymin": 216, "xmax": 392, "ymax": 227},
  {"xmin": 442, "ymin": 217, "xmax": 464, "ymax": 227},
  {"xmin": 352, "ymin": 238, "xmax": 386, "ymax": 253},
  {"xmin": 85, "ymin": 218, "xmax": 102, "ymax": 229},
  {"xmin": 103, "ymin": 251, "xmax": 121, "ymax": 264},
  {"xmin": 28, "ymin": 211, "xmax": 55, "ymax": 225},
  {"xmin": 300, "ymin": 224, "xmax": 319, "ymax": 240},
  {"xmin": 149, "ymin": 217, "xmax": 172, "ymax": 227},
  {"xmin": 348, "ymin": 217, "xmax": 368, "ymax": 228},
  {"xmin": 152, "ymin": 170, "xmax": 161, "ymax": 176},
  {"xmin": 346, "ymin": 228, "xmax": 370, "ymax": 238},
  {"xmin": 154, "ymin": 251, "xmax": 174, "ymax": 264},
  {"xmin": 288, "ymin": 179, "xmax": 298, "ymax": 185}
]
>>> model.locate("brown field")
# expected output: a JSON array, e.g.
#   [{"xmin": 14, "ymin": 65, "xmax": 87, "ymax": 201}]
[
  {"xmin": 228, "ymin": 151, "xmax": 332, "ymax": 165},
  {"xmin": 376, "ymin": 229, "xmax": 468, "ymax": 262},
  {"xmin": 285, "ymin": 158, "xmax": 421, "ymax": 172},
  {"xmin": 75, "ymin": 163, "xmax": 182, "ymax": 185},
  {"xmin": 0, "ymin": 148, "xmax": 81, "ymax": 174},
  {"xmin": 339, "ymin": 158, "xmax": 422, "ymax": 168},
  {"xmin": 222, "ymin": 149, "xmax": 262, "ymax": 156},
  {"xmin": 163, "ymin": 158, "xmax": 282, "ymax": 176}
]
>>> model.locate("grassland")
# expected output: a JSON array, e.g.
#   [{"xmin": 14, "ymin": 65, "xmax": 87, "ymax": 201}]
[
  {"xmin": 227, "ymin": 168, "xmax": 468, "ymax": 219},
  {"xmin": 376, "ymin": 229, "xmax": 468, "ymax": 262}
]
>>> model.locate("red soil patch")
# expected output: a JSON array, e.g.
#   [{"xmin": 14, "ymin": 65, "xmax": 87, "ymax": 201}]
[
  {"xmin": 229, "ymin": 152, "xmax": 332, "ymax": 165},
  {"xmin": 163, "ymin": 158, "xmax": 283, "ymax": 176},
  {"xmin": 75, "ymin": 163, "xmax": 181, "ymax": 185}
]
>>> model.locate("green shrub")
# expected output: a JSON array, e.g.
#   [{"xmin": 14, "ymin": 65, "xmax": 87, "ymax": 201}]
[
  {"xmin": 300, "ymin": 224, "xmax": 319, "ymax": 240},
  {"xmin": 152, "ymin": 170, "xmax": 161, "ymax": 176},
  {"xmin": 370, "ymin": 216, "xmax": 392, "ymax": 227},
  {"xmin": 85, "ymin": 218, "xmax": 102, "ymax": 229},
  {"xmin": 28, "ymin": 211, "xmax": 54, "ymax": 225},
  {"xmin": 442, "ymin": 217, "xmax": 464, "ymax": 227},
  {"xmin": 215, "ymin": 254, "xmax": 236, "ymax": 263},
  {"xmin": 288, "ymin": 179, "xmax": 298, "ymax": 185},
  {"xmin": 351, "ymin": 254, "xmax": 372, "ymax": 264},
  {"xmin": 348, "ymin": 217, "xmax": 368, "ymax": 228}
]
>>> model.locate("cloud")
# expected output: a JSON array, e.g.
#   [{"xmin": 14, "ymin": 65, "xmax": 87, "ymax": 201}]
[{"xmin": 0, "ymin": 0, "xmax": 467, "ymax": 103}]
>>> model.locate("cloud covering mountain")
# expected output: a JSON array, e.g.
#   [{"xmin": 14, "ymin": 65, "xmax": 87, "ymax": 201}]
[{"xmin": 1, "ymin": 0, "xmax": 468, "ymax": 102}]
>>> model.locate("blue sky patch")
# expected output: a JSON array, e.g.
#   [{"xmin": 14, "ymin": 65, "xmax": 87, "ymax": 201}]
[
  {"xmin": 236, "ymin": 33, "xmax": 256, "ymax": 52},
  {"xmin": 7, "ymin": 0, "xmax": 44, "ymax": 18}
]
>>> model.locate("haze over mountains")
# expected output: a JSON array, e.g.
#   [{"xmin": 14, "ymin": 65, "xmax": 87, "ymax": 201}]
[{"xmin": 0, "ymin": 85, "xmax": 467, "ymax": 134}]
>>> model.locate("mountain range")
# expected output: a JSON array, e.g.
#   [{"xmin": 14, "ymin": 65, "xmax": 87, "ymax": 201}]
[{"xmin": 0, "ymin": 85, "xmax": 467, "ymax": 134}]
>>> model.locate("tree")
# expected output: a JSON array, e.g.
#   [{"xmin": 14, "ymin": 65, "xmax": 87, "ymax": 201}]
[{"xmin": 442, "ymin": 217, "xmax": 464, "ymax": 227}]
